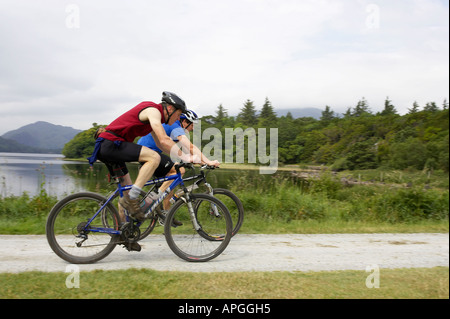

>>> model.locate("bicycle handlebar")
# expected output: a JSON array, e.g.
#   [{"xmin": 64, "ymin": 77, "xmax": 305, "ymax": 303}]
[
  {"xmin": 174, "ymin": 163, "xmax": 219, "ymax": 172},
  {"xmin": 200, "ymin": 164, "xmax": 219, "ymax": 170},
  {"xmin": 174, "ymin": 162, "xmax": 194, "ymax": 172}
]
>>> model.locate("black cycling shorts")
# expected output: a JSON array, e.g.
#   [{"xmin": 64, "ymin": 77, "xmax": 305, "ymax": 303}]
[
  {"xmin": 97, "ymin": 139, "xmax": 143, "ymax": 177},
  {"xmin": 153, "ymin": 153, "xmax": 175, "ymax": 178}
]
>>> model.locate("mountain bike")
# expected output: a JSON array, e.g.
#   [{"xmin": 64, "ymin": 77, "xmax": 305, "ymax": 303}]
[
  {"xmin": 138, "ymin": 165, "xmax": 244, "ymax": 241},
  {"xmin": 46, "ymin": 163, "xmax": 232, "ymax": 264}
]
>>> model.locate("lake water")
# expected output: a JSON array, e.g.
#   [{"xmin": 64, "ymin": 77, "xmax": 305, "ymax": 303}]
[
  {"xmin": 0, "ymin": 153, "xmax": 88, "ymax": 197},
  {"xmin": 0, "ymin": 152, "xmax": 295, "ymax": 198}
]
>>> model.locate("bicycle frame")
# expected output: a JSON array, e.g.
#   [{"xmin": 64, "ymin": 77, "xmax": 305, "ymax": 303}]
[
  {"xmin": 170, "ymin": 166, "xmax": 219, "ymax": 216},
  {"xmin": 83, "ymin": 165, "xmax": 188, "ymax": 236}
]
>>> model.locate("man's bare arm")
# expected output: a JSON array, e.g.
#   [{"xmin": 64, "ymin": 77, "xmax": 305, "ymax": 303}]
[
  {"xmin": 140, "ymin": 108, "xmax": 177, "ymax": 154},
  {"xmin": 140, "ymin": 108, "xmax": 200, "ymax": 163},
  {"xmin": 177, "ymin": 134, "xmax": 219, "ymax": 166}
]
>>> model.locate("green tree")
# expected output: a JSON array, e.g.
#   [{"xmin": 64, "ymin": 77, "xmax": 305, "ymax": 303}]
[
  {"xmin": 215, "ymin": 104, "xmax": 228, "ymax": 126},
  {"xmin": 389, "ymin": 137, "xmax": 427, "ymax": 170},
  {"xmin": 380, "ymin": 97, "xmax": 397, "ymax": 116},
  {"xmin": 345, "ymin": 138, "xmax": 378, "ymax": 170},
  {"xmin": 353, "ymin": 97, "xmax": 371, "ymax": 117},
  {"xmin": 343, "ymin": 107, "xmax": 352, "ymax": 118},
  {"xmin": 62, "ymin": 123, "xmax": 101, "ymax": 159},
  {"xmin": 258, "ymin": 97, "xmax": 277, "ymax": 127},
  {"xmin": 320, "ymin": 105, "xmax": 335, "ymax": 124},
  {"xmin": 237, "ymin": 99, "xmax": 258, "ymax": 127},
  {"xmin": 424, "ymin": 102, "xmax": 439, "ymax": 112},
  {"xmin": 408, "ymin": 101, "xmax": 420, "ymax": 114}
]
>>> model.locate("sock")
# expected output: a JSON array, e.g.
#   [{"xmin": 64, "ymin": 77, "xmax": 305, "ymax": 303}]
[{"xmin": 129, "ymin": 185, "xmax": 143, "ymax": 200}]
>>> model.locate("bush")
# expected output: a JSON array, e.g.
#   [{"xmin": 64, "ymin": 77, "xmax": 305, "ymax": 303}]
[
  {"xmin": 307, "ymin": 173, "xmax": 341, "ymax": 198},
  {"xmin": 232, "ymin": 175, "xmax": 328, "ymax": 222},
  {"xmin": 230, "ymin": 169, "xmax": 449, "ymax": 224},
  {"xmin": 340, "ymin": 187, "xmax": 449, "ymax": 223},
  {"xmin": 371, "ymin": 188, "xmax": 449, "ymax": 223},
  {"xmin": 331, "ymin": 157, "xmax": 349, "ymax": 171},
  {"xmin": 0, "ymin": 190, "xmax": 57, "ymax": 219}
]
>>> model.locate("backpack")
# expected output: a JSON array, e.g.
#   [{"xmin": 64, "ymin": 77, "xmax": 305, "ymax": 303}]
[{"xmin": 93, "ymin": 126, "xmax": 106, "ymax": 139}]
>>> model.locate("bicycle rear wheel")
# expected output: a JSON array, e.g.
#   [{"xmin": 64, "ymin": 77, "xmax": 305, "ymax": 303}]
[
  {"xmin": 164, "ymin": 194, "xmax": 232, "ymax": 262},
  {"xmin": 46, "ymin": 192, "xmax": 120, "ymax": 264}
]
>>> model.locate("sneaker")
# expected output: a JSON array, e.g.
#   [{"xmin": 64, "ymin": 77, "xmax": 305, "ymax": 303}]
[{"xmin": 119, "ymin": 194, "xmax": 146, "ymax": 221}]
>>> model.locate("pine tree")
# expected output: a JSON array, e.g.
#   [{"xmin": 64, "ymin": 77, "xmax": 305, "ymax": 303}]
[
  {"xmin": 258, "ymin": 97, "xmax": 277, "ymax": 127},
  {"xmin": 380, "ymin": 97, "xmax": 397, "ymax": 116},
  {"xmin": 408, "ymin": 101, "xmax": 420, "ymax": 114},
  {"xmin": 237, "ymin": 99, "xmax": 258, "ymax": 126},
  {"xmin": 353, "ymin": 97, "xmax": 371, "ymax": 117},
  {"xmin": 344, "ymin": 107, "xmax": 353, "ymax": 118},
  {"xmin": 424, "ymin": 102, "xmax": 439, "ymax": 112},
  {"xmin": 215, "ymin": 104, "xmax": 228, "ymax": 124},
  {"xmin": 320, "ymin": 105, "xmax": 335, "ymax": 122}
]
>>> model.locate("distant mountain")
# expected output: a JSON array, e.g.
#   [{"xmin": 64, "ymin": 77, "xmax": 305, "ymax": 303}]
[
  {"xmin": 1, "ymin": 136, "xmax": 34, "ymax": 152},
  {"xmin": 1, "ymin": 121, "xmax": 82, "ymax": 153},
  {"xmin": 274, "ymin": 107, "xmax": 323, "ymax": 119}
]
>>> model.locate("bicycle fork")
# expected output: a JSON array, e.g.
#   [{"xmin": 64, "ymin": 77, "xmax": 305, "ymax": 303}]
[
  {"xmin": 204, "ymin": 183, "xmax": 221, "ymax": 218},
  {"xmin": 185, "ymin": 197, "xmax": 201, "ymax": 231}
]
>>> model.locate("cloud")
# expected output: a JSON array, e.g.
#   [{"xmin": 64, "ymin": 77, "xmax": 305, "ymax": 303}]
[{"xmin": 0, "ymin": 0, "xmax": 448, "ymax": 135}]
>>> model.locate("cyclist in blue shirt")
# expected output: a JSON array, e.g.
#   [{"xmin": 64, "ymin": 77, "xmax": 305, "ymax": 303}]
[
  {"xmin": 137, "ymin": 117, "xmax": 187, "ymax": 155},
  {"xmin": 137, "ymin": 110, "xmax": 219, "ymax": 215}
]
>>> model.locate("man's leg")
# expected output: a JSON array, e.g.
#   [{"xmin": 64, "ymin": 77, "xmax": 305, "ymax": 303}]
[
  {"xmin": 118, "ymin": 173, "xmax": 143, "ymax": 252},
  {"xmin": 159, "ymin": 166, "xmax": 185, "ymax": 210},
  {"xmin": 120, "ymin": 147, "xmax": 160, "ymax": 219},
  {"xmin": 156, "ymin": 165, "xmax": 185, "ymax": 227},
  {"xmin": 118, "ymin": 173, "xmax": 133, "ymax": 223},
  {"xmin": 134, "ymin": 147, "xmax": 161, "ymax": 188}
]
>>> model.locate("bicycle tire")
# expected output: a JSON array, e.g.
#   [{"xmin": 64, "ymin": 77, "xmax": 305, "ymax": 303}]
[
  {"xmin": 46, "ymin": 192, "xmax": 120, "ymax": 264},
  {"xmin": 211, "ymin": 188, "xmax": 244, "ymax": 236},
  {"xmin": 164, "ymin": 194, "xmax": 232, "ymax": 262}
]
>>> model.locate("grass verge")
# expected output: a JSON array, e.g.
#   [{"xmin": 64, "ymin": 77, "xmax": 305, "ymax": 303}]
[
  {"xmin": 1, "ymin": 267, "xmax": 448, "ymax": 299},
  {"xmin": 0, "ymin": 215, "xmax": 448, "ymax": 235}
]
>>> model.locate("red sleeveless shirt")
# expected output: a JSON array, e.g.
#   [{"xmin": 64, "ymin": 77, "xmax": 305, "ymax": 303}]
[{"xmin": 99, "ymin": 102, "xmax": 165, "ymax": 142}]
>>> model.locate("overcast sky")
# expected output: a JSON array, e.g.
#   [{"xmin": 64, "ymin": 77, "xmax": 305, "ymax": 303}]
[{"xmin": 0, "ymin": 0, "xmax": 448, "ymax": 135}]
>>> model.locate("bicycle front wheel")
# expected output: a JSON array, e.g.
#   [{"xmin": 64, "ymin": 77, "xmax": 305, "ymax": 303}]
[
  {"xmin": 211, "ymin": 188, "xmax": 244, "ymax": 236},
  {"xmin": 46, "ymin": 192, "xmax": 121, "ymax": 264},
  {"xmin": 164, "ymin": 194, "xmax": 232, "ymax": 262}
]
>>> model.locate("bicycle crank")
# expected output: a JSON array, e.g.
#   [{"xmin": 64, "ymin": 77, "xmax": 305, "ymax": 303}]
[{"xmin": 120, "ymin": 222, "xmax": 141, "ymax": 243}]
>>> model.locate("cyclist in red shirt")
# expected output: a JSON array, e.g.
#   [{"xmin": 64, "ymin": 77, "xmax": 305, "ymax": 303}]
[{"xmin": 89, "ymin": 92, "xmax": 199, "ymax": 222}]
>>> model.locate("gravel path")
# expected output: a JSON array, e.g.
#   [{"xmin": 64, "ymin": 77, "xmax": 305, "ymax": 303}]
[{"xmin": 0, "ymin": 233, "xmax": 448, "ymax": 273}]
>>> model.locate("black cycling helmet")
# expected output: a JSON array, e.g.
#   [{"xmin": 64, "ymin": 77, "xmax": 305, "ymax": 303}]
[{"xmin": 162, "ymin": 91, "xmax": 187, "ymax": 113}]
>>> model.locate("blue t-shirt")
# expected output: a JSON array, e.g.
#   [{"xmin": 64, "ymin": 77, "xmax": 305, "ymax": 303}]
[{"xmin": 137, "ymin": 120, "xmax": 186, "ymax": 153}]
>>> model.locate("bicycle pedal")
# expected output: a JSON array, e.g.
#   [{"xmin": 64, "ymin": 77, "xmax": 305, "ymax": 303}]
[
  {"xmin": 122, "ymin": 242, "xmax": 142, "ymax": 252},
  {"xmin": 119, "ymin": 222, "xmax": 141, "ymax": 243}
]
